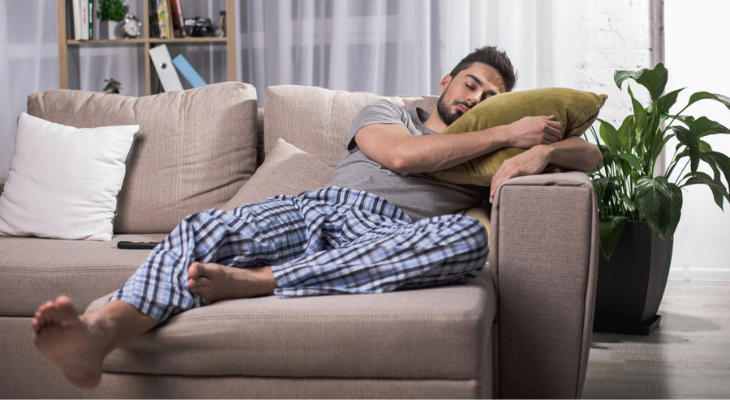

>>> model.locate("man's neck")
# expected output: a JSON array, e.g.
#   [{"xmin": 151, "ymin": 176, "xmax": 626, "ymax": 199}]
[{"xmin": 423, "ymin": 107, "xmax": 448, "ymax": 133}]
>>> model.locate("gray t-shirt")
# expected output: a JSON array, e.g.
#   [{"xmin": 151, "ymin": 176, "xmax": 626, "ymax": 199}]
[{"xmin": 328, "ymin": 98, "xmax": 488, "ymax": 220}]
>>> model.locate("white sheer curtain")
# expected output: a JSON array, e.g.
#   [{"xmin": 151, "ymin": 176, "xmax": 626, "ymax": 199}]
[
  {"xmin": 0, "ymin": 1, "xmax": 60, "ymax": 180},
  {"xmin": 0, "ymin": 0, "xmax": 576, "ymax": 179},
  {"xmin": 239, "ymin": 0, "xmax": 576, "ymax": 99}
]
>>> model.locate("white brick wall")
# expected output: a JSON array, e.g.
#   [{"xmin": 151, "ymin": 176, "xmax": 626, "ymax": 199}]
[{"xmin": 575, "ymin": 0, "xmax": 652, "ymax": 128}]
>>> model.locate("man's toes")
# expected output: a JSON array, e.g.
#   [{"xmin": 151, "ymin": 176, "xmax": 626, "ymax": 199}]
[
  {"xmin": 53, "ymin": 296, "xmax": 79, "ymax": 321},
  {"xmin": 31, "ymin": 317, "xmax": 41, "ymax": 332},
  {"xmin": 188, "ymin": 262, "xmax": 202, "ymax": 279},
  {"xmin": 38, "ymin": 301, "xmax": 55, "ymax": 317},
  {"xmin": 36, "ymin": 301, "xmax": 57, "ymax": 325},
  {"xmin": 188, "ymin": 275, "xmax": 211, "ymax": 292}
]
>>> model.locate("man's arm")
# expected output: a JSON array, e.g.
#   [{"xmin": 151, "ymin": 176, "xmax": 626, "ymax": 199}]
[
  {"xmin": 488, "ymin": 136, "xmax": 603, "ymax": 202},
  {"xmin": 355, "ymin": 115, "xmax": 564, "ymax": 173}
]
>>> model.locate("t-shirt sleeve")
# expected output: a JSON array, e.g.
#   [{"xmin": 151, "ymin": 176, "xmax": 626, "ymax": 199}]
[{"xmin": 344, "ymin": 99, "xmax": 409, "ymax": 152}]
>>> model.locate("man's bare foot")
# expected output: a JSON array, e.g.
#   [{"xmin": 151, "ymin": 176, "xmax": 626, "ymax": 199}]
[
  {"xmin": 32, "ymin": 297, "xmax": 158, "ymax": 390},
  {"xmin": 188, "ymin": 262, "xmax": 278, "ymax": 303},
  {"xmin": 31, "ymin": 296, "xmax": 104, "ymax": 389}
]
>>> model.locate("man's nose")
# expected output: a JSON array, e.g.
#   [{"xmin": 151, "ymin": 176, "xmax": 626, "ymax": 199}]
[{"xmin": 466, "ymin": 93, "xmax": 481, "ymax": 106}]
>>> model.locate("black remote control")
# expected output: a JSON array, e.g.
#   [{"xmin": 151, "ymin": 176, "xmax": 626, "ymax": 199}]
[{"xmin": 117, "ymin": 241, "xmax": 159, "ymax": 250}]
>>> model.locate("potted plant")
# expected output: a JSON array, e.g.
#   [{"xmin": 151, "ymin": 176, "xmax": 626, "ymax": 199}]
[
  {"xmin": 102, "ymin": 78, "xmax": 122, "ymax": 94},
  {"xmin": 586, "ymin": 63, "xmax": 730, "ymax": 334},
  {"xmin": 97, "ymin": 0, "xmax": 129, "ymax": 39}
]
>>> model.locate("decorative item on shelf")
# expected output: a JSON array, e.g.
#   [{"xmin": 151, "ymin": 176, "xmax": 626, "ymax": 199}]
[
  {"xmin": 216, "ymin": 11, "xmax": 226, "ymax": 37},
  {"xmin": 184, "ymin": 17, "xmax": 214, "ymax": 37},
  {"xmin": 121, "ymin": 13, "xmax": 142, "ymax": 38},
  {"xmin": 97, "ymin": 0, "xmax": 129, "ymax": 39},
  {"xmin": 587, "ymin": 63, "xmax": 730, "ymax": 335},
  {"xmin": 102, "ymin": 78, "xmax": 122, "ymax": 94}
]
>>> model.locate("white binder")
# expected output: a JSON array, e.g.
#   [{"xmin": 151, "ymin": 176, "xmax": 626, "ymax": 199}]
[{"xmin": 149, "ymin": 45, "xmax": 183, "ymax": 92}]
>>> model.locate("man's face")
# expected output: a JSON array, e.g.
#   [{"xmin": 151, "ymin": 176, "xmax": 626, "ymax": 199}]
[{"xmin": 436, "ymin": 62, "xmax": 507, "ymax": 126}]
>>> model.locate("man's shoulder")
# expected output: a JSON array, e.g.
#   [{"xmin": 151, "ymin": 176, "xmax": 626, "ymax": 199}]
[
  {"xmin": 354, "ymin": 98, "xmax": 412, "ymax": 128},
  {"xmin": 361, "ymin": 98, "xmax": 408, "ymax": 115}
]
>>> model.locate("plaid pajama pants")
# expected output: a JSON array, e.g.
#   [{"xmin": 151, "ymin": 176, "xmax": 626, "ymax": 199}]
[{"xmin": 112, "ymin": 187, "xmax": 488, "ymax": 322}]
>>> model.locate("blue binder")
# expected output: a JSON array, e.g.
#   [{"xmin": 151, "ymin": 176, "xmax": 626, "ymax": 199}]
[{"xmin": 172, "ymin": 54, "xmax": 207, "ymax": 88}]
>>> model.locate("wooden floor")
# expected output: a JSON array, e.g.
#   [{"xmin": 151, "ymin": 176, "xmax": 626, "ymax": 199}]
[{"xmin": 583, "ymin": 280, "xmax": 730, "ymax": 399}]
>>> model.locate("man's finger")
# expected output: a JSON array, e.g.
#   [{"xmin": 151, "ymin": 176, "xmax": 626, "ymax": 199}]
[{"xmin": 547, "ymin": 122, "xmax": 564, "ymax": 140}]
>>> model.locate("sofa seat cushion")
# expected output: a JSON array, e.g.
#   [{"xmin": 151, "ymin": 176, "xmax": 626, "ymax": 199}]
[
  {"xmin": 88, "ymin": 270, "xmax": 495, "ymax": 381},
  {"xmin": 0, "ymin": 234, "xmax": 166, "ymax": 316}
]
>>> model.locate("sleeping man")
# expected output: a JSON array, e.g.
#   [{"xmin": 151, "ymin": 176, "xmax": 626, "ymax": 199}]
[{"xmin": 32, "ymin": 46, "xmax": 603, "ymax": 389}]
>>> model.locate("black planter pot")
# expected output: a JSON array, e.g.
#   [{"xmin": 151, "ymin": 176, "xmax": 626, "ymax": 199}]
[{"xmin": 593, "ymin": 221, "xmax": 673, "ymax": 335}]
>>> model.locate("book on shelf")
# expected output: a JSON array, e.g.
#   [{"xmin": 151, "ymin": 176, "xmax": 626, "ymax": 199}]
[
  {"xmin": 172, "ymin": 54, "xmax": 207, "ymax": 88},
  {"xmin": 79, "ymin": 0, "xmax": 89, "ymax": 40},
  {"xmin": 87, "ymin": 0, "xmax": 93, "ymax": 40},
  {"xmin": 148, "ymin": 0, "xmax": 160, "ymax": 38},
  {"xmin": 69, "ymin": 0, "xmax": 93, "ymax": 40},
  {"xmin": 169, "ymin": 0, "xmax": 187, "ymax": 38},
  {"xmin": 71, "ymin": 0, "xmax": 80, "ymax": 39},
  {"xmin": 155, "ymin": 0, "xmax": 174, "ymax": 38}
]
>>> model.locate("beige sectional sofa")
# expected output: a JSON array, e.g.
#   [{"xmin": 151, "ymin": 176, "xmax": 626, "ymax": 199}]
[{"xmin": 0, "ymin": 82, "xmax": 599, "ymax": 399}]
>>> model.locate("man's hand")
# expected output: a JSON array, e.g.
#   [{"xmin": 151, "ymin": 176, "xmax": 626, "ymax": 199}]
[
  {"xmin": 504, "ymin": 115, "xmax": 564, "ymax": 148},
  {"xmin": 488, "ymin": 136, "xmax": 604, "ymax": 203},
  {"xmin": 489, "ymin": 146, "xmax": 551, "ymax": 203}
]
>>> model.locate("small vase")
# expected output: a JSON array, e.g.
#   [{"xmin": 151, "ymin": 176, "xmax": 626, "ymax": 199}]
[{"xmin": 98, "ymin": 20, "xmax": 121, "ymax": 40}]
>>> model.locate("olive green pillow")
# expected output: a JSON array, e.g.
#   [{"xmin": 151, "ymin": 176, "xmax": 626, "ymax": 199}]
[{"xmin": 428, "ymin": 87, "xmax": 607, "ymax": 186}]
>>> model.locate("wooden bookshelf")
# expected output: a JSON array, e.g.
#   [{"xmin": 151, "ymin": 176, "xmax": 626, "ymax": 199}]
[{"xmin": 56, "ymin": 0, "xmax": 237, "ymax": 95}]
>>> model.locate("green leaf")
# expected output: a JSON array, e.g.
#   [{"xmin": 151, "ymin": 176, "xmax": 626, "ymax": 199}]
[
  {"xmin": 592, "ymin": 179, "xmax": 608, "ymax": 203},
  {"xmin": 684, "ymin": 116, "xmax": 730, "ymax": 138},
  {"xmin": 617, "ymin": 115, "xmax": 636, "ymax": 152},
  {"xmin": 614, "ymin": 63, "xmax": 668, "ymax": 102},
  {"xmin": 628, "ymin": 85, "xmax": 649, "ymax": 148},
  {"xmin": 598, "ymin": 146, "xmax": 618, "ymax": 168},
  {"xmin": 706, "ymin": 151, "xmax": 730, "ymax": 189},
  {"xmin": 654, "ymin": 88, "xmax": 684, "ymax": 115},
  {"xmin": 598, "ymin": 119, "xmax": 621, "ymax": 153},
  {"xmin": 687, "ymin": 169, "xmax": 728, "ymax": 211},
  {"xmin": 673, "ymin": 126, "xmax": 701, "ymax": 174},
  {"xmin": 687, "ymin": 92, "xmax": 730, "ymax": 111},
  {"xmin": 635, "ymin": 176, "xmax": 673, "ymax": 236},
  {"xmin": 616, "ymin": 152, "xmax": 643, "ymax": 171},
  {"xmin": 668, "ymin": 183, "xmax": 683, "ymax": 236},
  {"xmin": 684, "ymin": 172, "xmax": 730, "ymax": 206},
  {"xmin": 599, "ymin": 216, "xmax": 629, "ymax": 260},
  {"xmin": 650, "ymin": 133, "xmax": 674, "ymax": 171},
  {"xmin": 620, "ymin": 196, "xmax": 636, "ymax": 213}
]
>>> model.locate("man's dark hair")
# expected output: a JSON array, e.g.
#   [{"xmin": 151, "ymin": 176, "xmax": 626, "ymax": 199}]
[{"xmin": 449, "ymin": 46, "xmax": 518, "ymax": 92}]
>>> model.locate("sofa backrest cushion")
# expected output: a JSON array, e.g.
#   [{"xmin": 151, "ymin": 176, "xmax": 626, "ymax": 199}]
[
  {"xmin": 223, "ymin": 138, "xmax": 333, "ymax": 210},
  {"xmin": 27, "ymin": 82, "xmax": 258, "ymax": 234},
  {"xmin": 263, "ymin": 85, "xmax": 438, "ymax": 168}
]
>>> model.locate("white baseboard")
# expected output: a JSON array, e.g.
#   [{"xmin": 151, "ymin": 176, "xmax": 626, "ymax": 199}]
[{"xmin": 668, "ymin": 268, "xmax": 730, "ymax": 281}]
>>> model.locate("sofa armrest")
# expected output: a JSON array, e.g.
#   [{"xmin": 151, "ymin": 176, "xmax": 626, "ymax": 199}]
[{"xmin": 489, "ymin": 171, "xmax": 599, "ymax": 399}]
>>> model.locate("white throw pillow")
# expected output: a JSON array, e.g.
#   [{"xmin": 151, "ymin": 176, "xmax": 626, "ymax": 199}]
[{"xmin": 0, "ymin": 113, "xmax": 138, "ymax": 241}]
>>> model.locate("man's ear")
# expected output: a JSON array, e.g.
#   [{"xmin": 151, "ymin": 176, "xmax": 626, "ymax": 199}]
[{"xmin": 439, "ymin": 74, "xmax": 453, "ymax": 93}]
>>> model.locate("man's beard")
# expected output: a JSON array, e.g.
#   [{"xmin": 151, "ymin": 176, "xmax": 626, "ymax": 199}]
[{"xmin": 436, "ymin": 92, "xmax": 467, "ymax": 127}]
